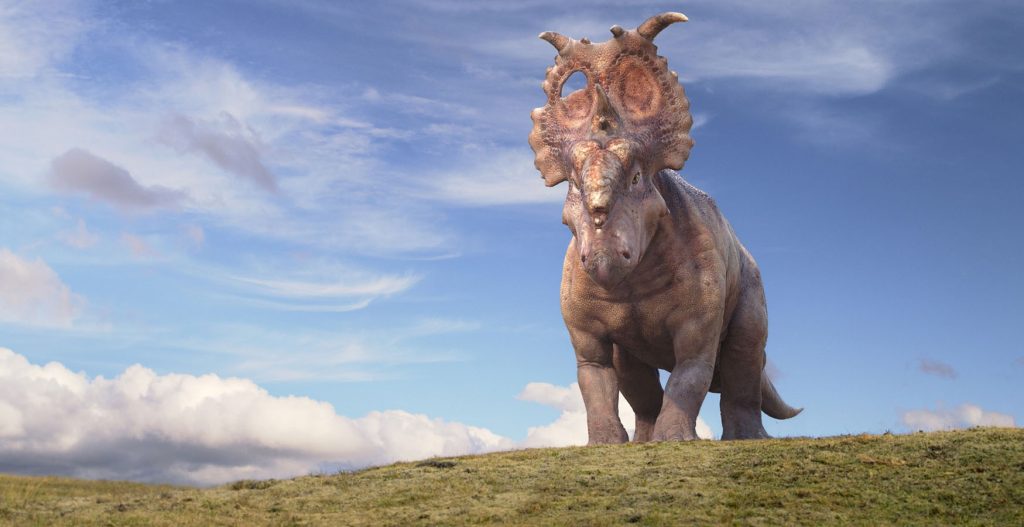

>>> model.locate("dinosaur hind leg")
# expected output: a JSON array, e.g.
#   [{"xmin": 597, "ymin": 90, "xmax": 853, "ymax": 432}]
[{"xmin": 719, "ymin": 290, "xmax": 770, "ymax": 440}]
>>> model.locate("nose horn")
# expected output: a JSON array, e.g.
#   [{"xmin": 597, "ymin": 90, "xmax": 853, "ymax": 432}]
[
  {"xmin": 581, "ymin": 148, "xmax": 623, "ymax": 221},
  {"xmin": 591, "ymin": 84, "xmax": 620, "ymax": 133}
]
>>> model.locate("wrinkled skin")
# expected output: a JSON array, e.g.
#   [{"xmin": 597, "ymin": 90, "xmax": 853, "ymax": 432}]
[{"xmin": 530, "ymin": 13, "xmax": 801, "ymax": 443}]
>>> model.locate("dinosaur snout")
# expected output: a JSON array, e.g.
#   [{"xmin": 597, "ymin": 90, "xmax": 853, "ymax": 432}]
[{"xmin": 579, "ymin": 234, "xmax": 633, "ymax": 289}]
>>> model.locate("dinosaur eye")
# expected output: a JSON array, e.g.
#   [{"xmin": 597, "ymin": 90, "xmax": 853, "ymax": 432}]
[{"xmin": 632, "ymin": 171, "xmax": 641, "ymax": 185}]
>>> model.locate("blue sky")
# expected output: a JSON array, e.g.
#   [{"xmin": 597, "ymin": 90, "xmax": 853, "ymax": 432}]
[{"xmin": 0, "ymin": 0, "xmax": 1022, "ymax": 484}]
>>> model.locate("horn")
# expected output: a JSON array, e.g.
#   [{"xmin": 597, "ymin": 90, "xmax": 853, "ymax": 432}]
[
  {"xmin": 636, "ymin": 12, "xmax": 688, "ymax": 41},
  {"xmin": 591, "ymin": 84, "xmax": 621, "ymax": 134},
  {"xmin": 592, "ymin": 84, "xmax": 617, "ymax": 119},
  {"xmin": 538, "ymin": 31, "xmax": 570, "ymax": 53},
  {"xmin": 609, "ymin": 25, "xmax": 624, "ymax": 38}
]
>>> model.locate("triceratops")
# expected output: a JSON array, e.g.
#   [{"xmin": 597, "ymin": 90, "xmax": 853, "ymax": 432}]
[{"xmin": 529, "ymin": 12, "xmax": 801, "ymax": 442}]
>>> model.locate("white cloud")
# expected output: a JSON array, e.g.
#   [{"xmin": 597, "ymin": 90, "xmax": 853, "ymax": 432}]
[
  {"xmin": 901, "ymin": 403, "xmax": 1016, "ymax": 432},
  {"xmin": 518, "ymin": 382, "xmax": 713, "ymax": 447},
  {"xmin": 0, "ymin": 350, "xmax": 726, "ymax": 485},
  {"xmin": 0, "ymin": 347, "xmax": 512, "ymax": 485},
  {"xmin": 0, "ymin": 248, "xmax": 83, "ymax": 328}
]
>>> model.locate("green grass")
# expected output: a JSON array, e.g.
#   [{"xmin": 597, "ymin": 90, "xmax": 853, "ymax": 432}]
[{"xmin": 1, "ymin": 428, "xmax": 1021, "ymax": 526}]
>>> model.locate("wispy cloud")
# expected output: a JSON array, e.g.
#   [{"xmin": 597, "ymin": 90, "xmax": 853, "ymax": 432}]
[
  {"xmin": 228, "ymin": 273, "xmax": 418, "ymax": 298},
  {"xmin": 0, "ymin": 14, "xmax": 457, "ymax": 255},
  {"xmin": 0, "ymin": 248, "xmax": 84, "ymax": 328},
  {"xmin": 164, "ymin": 316, "xmax": 473, "ymax": 382},
  {"xmin": 784, "ymin": 101, "xmax": 881, "ymax": 148},
  {"xmin": 362, "ymin": 87, "xmax": 479, "ymax": 120},
  {"xmin": 471, "ymin": 4, "xmax": 900, "ymax": 97},
  {"xmin": 465, "ymin": 0, "xmax": 1020, "ymax": 150},
  {"xmin": 217, "ymin": 296, "xmax": 375, "ymax": 314},
  {"xmin": 424, "ymin": 148, "xmax": 563, "ymax": 206},
  {"xmin": 157, "ymin": 113, "xmax": 278, "ymax": 192},
  {"xmin": 672, "ymin": 25, "xmax": 893, "ymax": 96},
  {"xmin": 901, "ymin": 403, "xmax": 1016, "ymax": 432},
  {"xmin": 401, "ymin": 317, "xmax": 480, "ymax": 337},
  {"xmin": 906, "ymin": 75, "xmax": 1002, "ymax": 102},
  {"xmin": 0, "ymin": 0, "xmax": 89, "ymax": 80},
  {"xmin": 691, "ymin": 112, "xmax": 711, "ymax": 132},
  {"xmin": 183, "ymin": 224, "xmax": 205, "ymax": 248},
  {"xmin": 196, "ymin": 263, "xmax": 421, "ymax": 313},
  {"xmin": 918, "ymin": 358, "xmax": 957, "ymax": 380},
  {"xmin": 58, "ymin": 218, "xmax": 99, "ymax": 249},
  {"xmin": 120, "ymin": 233, "xmax": 158, "ymax": 259}
]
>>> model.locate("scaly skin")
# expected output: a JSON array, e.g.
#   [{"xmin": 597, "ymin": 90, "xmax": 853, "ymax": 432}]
[{"xmin": 532, "ymin": 13, "xmax": 801, "ymax": 444}]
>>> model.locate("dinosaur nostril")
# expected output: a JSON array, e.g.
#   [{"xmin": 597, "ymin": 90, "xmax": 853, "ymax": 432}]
[
  {"xmin": 621, "ymin": 250, "xmax": 631, "ymax": 261},
  {"xmin": 581, "ymin": 253, "xmax": 587, "ymax": 264}
]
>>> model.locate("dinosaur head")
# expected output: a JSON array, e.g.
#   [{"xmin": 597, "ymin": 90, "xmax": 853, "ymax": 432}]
[{"xmin": 529, "ymin": 13, "xmax": 695, "ymax": 289}]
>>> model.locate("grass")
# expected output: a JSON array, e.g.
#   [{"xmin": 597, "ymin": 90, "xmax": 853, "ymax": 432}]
[{"xmin": 1, "ymin": 428, "xmax": 1021, "ymax": 526}]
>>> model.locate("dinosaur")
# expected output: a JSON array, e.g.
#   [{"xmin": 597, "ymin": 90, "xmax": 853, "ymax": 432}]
[{"xmin": 529, "ymin": 12, "xmax": 801, "ymax": 442}]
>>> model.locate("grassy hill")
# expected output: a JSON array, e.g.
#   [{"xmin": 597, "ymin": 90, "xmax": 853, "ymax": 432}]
[{"xmin": 1, "ymin": 428, "xmax": 1021, "ymax": 526}]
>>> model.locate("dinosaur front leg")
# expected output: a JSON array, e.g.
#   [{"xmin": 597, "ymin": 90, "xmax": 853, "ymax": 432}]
[
  {"xmin": 571, "ymin": 331, "xmax": 629, "ymax": 445},
  {"xmin": 613, "ymin": 345, "xmax": 663, "ymax": 443},
  {"xmin": 652, "ymin": 330, "xmax": 717, "ymax": 441}
]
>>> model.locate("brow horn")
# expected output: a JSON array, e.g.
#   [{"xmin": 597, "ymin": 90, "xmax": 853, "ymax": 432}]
[
  {"xmin": 538, "ymin": 31, "xmax": 570, "ymax": 53},
  {"xmin": 637, "ymin": 12, "xmax": 688, "ymax": 41}
]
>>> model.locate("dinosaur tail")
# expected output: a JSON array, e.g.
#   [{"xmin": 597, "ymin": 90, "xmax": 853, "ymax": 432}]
[{"xmin": 761, "ymin": 370, "xmax": 802, "ymax": 420}]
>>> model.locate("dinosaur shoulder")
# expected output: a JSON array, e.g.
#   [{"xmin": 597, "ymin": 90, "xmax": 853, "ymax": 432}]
[{"xmin": 656, "ymin": 170, "xmax": 721, "ymax": 220}]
